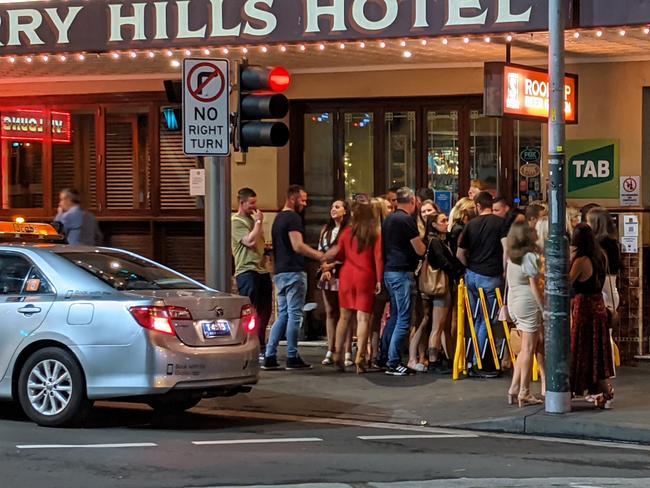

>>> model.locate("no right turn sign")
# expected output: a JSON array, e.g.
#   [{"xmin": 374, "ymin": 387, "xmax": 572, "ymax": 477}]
[{"xmin": 183, "ymin": 58, "xmax": 230, "ymax": 156}]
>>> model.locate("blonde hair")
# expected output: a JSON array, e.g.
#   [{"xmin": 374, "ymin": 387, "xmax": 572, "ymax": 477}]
[
  {"xmin": 566, "ymin": 207, "xmax": 580, "ymax": 234},
  {"xmin": 448, "ymin": 197, "xmax": 477, "ymax": 231},
  {"xmin": 371, "ymin": 197, "xmax": 391, "ymax": 223},
  {"xmin": 470, "ymin": 179, "xmax": 487, "ymax": 191}
]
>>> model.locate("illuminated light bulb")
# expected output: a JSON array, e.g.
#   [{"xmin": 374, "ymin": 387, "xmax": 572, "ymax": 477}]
[
  {"xmin": 8, "ymin": 56, "xmax": 15, "ymax": 63},
  {"xmin": 222, "ymin": 47, "xmax": 229, "ymax": 54},
  {"xmin": 280, "ymin": 45, "xmax": 287, "ymax": 52},
  {"xmin": 379, "ymin": 41, "xmax": 386, "ymax": 48},
  {"xmin": 484, "ymin": 36, "xmax": 491, "ymax": 43},
  {"xmin": 359, "ymin": 41, "xmax": 366, "ymax": 48},
  {"xmin": 242, "ymin": 47, "xmax": 248, "ymax": 54},
  {"xmin": 619, "ymin": 29, "xmax": 626, "ymax": 36},
  {"xmin": 203, "ymin": 48, "xmax": 210, "ymax": 55},
  {"xmin": 596, "ymin": 30, "xmax": 603, "ymax": 37},
  {"xmin": 59, "ymin": 55, "xmax": 67, "ymax": 62},
  {"xmin": 339, "ymin": 43, "xmax": 345, "ymax": 49},
  {"xmin": 421, "ymin": 39, "xmax": 428, "ymax": 46},
  {"xmin": 170, "ymin": 59, "xmax": 181, "ymax": 68},
  {"xmin": 184, "ymin": 49, "xmax": 191, "ymax": 56},
  {"xmin": 78, "ymin": 54, "xmax": 85, "ymax": 61},
  {"xmin": 299, "ymin": 44, "xmax": 306, "ymax": 51},
  {"xmin": 129, "ymin": 51, "xmax": 137, "ymax": 58},
  {"xmin": 165, "ymin": 50, "xmax": 173, "ymax": 57},
  {"xmin": 573, "ymin": 32, "xmax": 580, "ymax": 39},
  {"xmin": 463, "ymin": 37, "xmax": 470, "ymax": 44},
  {"xmin": 400, "ymin": 40, "xmax": 406, "ymax": 47},
  {"xmin": 319, "ymin": 43, "xmax": 325, "ymax": 50},
  {"xmin": 42, "ymin": 55, "xmax": 49, "ymax": 62},
  {"xmin": 111, "ymin": 52, "xmax": 120, "ymax": 59},
  {"xmin": 261, "ymin": 46, "xmax": 268, "ymax": 53},
  {"xmin": 442, "ymin": 38, "xmax": 449, "ymax": 45},
  {"xmin": 25, "ymin": 56, "xmax": 32, "ymax": 63},
  {"xmin": 403, "ymin": 50, "xmax": 412, "ymax": 58},
  {"xmin": 644, "ymin": 27, "xmax": 650, "ymax": 35},
  {"xmin": 506, "ymin": 34, "xmax": 513, "ymax": 42},
  {"xmin": 147, "ymin": 51, "xmax": 155, "ymax": 58}
]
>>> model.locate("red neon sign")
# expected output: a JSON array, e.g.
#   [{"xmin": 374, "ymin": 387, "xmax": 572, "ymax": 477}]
[{"xmin": 1, "ymin": 109, "xmax": 71, "ymax": 143}]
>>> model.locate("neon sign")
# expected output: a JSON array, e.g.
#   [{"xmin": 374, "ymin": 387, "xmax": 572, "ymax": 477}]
[
  {"xmin": 484, "ymin": 63, "xmax": 579, "ymax": 124},
  {"xmin": 1, "ymin": 110, "xmax": 71, "ymax": 143}
]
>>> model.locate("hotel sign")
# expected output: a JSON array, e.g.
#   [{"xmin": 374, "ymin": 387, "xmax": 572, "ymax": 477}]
[
  {"xmin": 484, "ymin": 62, "xmax": 579, "ymax": 124},
  {"xmin": 0, "ymin": 0, "xmax": 556, "ymax": 55},
  {"xmin": 1, "ymin": 110, "xmax": 72, "ymax": 143}
]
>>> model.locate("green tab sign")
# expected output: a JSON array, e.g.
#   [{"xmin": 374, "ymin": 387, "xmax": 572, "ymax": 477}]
[{"xmin": 567, "ymin": 139, "xmax": 619, "ymax": 198}]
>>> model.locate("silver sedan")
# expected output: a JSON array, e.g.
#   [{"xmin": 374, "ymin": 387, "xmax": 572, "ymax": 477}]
[{"xmin": 0, "ymin": 244, "xmax": 259, "ymax": 426}]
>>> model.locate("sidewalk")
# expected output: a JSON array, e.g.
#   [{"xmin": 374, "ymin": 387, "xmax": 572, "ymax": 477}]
[{"xmin": 213, "ymin": 347, "xmax": 650, "ymax": 444}]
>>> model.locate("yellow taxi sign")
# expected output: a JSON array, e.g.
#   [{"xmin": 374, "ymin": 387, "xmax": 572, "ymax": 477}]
[{"xmin": 0, "ymin": 221, "xmax": 61, "ymax": 238}]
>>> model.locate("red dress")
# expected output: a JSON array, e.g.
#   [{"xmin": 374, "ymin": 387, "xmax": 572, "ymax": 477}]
[{"xmin": 335, "ymin": 227, "xmax": 384, "ymax": 314}]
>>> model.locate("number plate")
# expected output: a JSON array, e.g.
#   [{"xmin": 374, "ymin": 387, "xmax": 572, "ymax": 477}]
[{"xmin": 202, "ymin": 320, "xmax": 231, "ymax": 338}]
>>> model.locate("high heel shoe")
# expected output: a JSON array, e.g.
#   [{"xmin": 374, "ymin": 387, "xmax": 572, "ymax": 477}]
[
  {"xmin": 355, "ymin": 361, "xmax": 367, "ymax": 375},
  {"xmin": 507, "ymin": 393, "xmax": 517, "ymax": 406},
  {"xmin": 518, "ymin": 389, "xmax": 543, "ymax": 408}
]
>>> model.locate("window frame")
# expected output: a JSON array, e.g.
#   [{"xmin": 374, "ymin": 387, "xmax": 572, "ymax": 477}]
[{"xmin": 0, "ymin": 251, "xmax": 56, "ymax": 296}]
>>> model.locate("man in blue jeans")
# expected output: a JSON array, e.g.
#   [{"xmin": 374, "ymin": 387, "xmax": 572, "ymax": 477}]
[
  {"xmin": 457, "ymin": 191, "xmax": 506, "ymax": 378},
  {"xmin": 262, "ymin": 185, "xmax": 324, "ymax": 371},
  {"xmin": 379, "ymin": 187, "xmax": 426, "ymax": 376}
]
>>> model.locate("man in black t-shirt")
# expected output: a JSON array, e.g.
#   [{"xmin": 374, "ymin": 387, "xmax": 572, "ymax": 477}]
[
  {"xmin": 380, "ymin": 187, "xmax": 426, "ymax": 376},
  {"xmin": 262, "ymin": 185, "xmax": 324, "ymax": 371},
  {"xmin": 457, "ymin": 191, "xmax": 505, "ymax": 377}
]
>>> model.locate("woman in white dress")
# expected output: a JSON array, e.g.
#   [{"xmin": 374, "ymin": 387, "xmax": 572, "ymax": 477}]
[{"xmin": 505, "ymin": 222, "xmax": 545, "ymax": 407}]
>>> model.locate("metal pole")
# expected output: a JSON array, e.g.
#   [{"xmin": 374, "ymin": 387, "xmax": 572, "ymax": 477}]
[
  {"xmin": 204, "ymin": 155, "xmax": 232, "ymax": 291},
  {"xmin": 545, "ymin": 0, "xmax": 571, "ymax": 414}
]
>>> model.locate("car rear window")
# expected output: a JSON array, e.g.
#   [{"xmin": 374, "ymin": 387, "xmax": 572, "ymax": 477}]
[{"xmin": 58, "ymin": 251, "xmax": 202, "ymax": 291}]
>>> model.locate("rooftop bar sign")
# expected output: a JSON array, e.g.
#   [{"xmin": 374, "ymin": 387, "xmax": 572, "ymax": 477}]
[
  {"xmin": 0, "ymin": 0, "xmax": 552, "ymax": 54},
  {"xmin": 484, "ymin": 62, "xmax": 579, "ymax": 124}
]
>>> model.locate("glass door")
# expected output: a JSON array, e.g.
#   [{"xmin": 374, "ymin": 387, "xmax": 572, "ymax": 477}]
[
  {"xmin": 385, "ymin": 111, "xmax": 416, "ymax": 190},
  {"xmin": 343, "ymin": 112, "xmax": 374, "ymax": 199},
  {"xmin": 426, "ymin": 110, "xmax": 460, "ymax": 203},
  {"xmin": 470, "ymin": 110, "xmax": 501, "ymax": 194}
]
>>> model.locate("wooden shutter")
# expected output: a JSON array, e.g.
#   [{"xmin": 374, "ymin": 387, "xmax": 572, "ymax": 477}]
[
  {"xmin": 105, "ymin": 120, "xmax": 135, "ymax": 209},
  {"xmin": 160, "ymin": 121, "xmax": 196, "ymax": 209}
]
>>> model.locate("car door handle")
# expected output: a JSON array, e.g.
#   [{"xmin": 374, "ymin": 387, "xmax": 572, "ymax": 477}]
[{"xmin": 18, "ymin": 305, "xmax": 41, "ymax": 315}]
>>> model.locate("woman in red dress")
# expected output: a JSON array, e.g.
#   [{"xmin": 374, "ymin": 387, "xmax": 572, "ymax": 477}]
[{"xmin": 324, "ymin": 202, "xmax": 383, "ymax": 373}]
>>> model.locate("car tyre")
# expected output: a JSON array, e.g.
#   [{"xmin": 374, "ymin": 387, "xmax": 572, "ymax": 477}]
[
  {"xmin": 147, "ymin": 395, "xmax": 202, "ymax": 415},
  {"xmin": 18, "ymin": 347, "xmax": 92, "ymax": 427}
]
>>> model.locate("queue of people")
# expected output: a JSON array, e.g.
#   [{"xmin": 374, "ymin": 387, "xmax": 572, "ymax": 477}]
[{"xmin": 230, "ymin": 183, "xmax": 622, "ymax": 410}]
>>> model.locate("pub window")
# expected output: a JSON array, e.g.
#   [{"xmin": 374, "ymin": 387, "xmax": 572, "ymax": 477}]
[
  {"xmin": 52, "ymin": 110, "xmax": 97, "ymax": 209},
  {"xmin": 159, "ymin": 107, "xmax": 199, "ymax": 209},
  {"xmin": 427, "ymin": 110, "xmax": 460, "ymax": 201},
  {"xmin": 385, "ymin": 111, "xmax": 416, "ymax": 190},
  {"xmin": 470, "ymin": 110, "xmax": 501, "ymax": 192},
  {"xmin": 0, "ymin": 109, "xmax": 57, "ymax": 209},
  {"xmin": 343, "ymin": 112, "xmax": 374, "ymax": 198},
  {"xmin": 105, "ymin": 107, "xmax": 150, "ymax": 209},
  {"xmin": 515, "ymin": 120, "xmax": 543, "ymax": 206}
]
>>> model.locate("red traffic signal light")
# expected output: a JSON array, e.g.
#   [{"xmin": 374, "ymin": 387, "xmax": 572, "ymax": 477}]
[{"xmin": 268, "ymin": 67, "xmax": 291, "ymax": 92}]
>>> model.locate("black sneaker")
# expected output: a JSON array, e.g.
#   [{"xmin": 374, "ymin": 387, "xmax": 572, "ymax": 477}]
[
  {"xmin": 385, "ymin": 364, "xmax": 413, "ymax": 376},
  {"xmin": 285, "ymin": 356, "xmax": 313, "ymax": 370},
  {"xmin": 468, "ymin": 366, "xmax": 498, "ymax": 378},
  {"xmin": 261, "ymin": 356, "xmax": 281, "ymax": 370}
]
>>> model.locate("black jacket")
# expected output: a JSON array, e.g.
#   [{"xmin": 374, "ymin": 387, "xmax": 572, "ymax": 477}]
[{"xmin": 426, "ymin": 234, "xmax": 466, "ymax": 283}]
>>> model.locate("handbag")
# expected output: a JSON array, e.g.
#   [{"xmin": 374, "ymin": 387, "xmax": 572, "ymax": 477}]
[{"xmin": 417, "ymin": 239, "xmax": 448, "ymax": 296}]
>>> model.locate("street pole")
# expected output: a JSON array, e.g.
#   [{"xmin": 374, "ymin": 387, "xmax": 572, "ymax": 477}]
[
  {"xmin": 545, "ymin": 0, "xmax": 571, "ymax": 414},
  {"xmin": 204, "ymin": 155, "xmax": 232, "ymax": 291}
]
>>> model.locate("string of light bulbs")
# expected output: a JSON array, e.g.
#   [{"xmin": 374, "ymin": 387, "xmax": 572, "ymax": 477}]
[{"xmin": 1, "ymin": 26, "xmax": 649, "ymax": 67}]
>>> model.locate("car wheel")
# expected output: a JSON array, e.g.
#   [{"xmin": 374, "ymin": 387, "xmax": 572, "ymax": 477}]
[
  {"xmin": 147, "ymin": 395, "xmax": 202, "ymax": 415},
  {"xmin": 17, "ymin": 347, "xmax": 92, "ymax": 427}
]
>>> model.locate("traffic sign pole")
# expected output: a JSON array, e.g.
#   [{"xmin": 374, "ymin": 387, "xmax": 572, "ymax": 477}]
[{"xmin": 204, "ymin": 155, "xmax": 232, "ymax": 291}]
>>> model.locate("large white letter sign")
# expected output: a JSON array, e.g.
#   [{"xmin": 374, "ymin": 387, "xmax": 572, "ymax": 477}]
[
  {"xmin": 243, "ymin": 0, "xmax": 277, "ymax": 36},
  {"xmin": 44, "ymin": 7, "xmax": 83, "ymax": 44},
  {"xmin": 446, "ymin": 0, "xmax": 487, "ymax": 27},
  {"xmin": 109, "ymin": 3, "xmax": 147, "ymax": 42},
  {"xmin": 304, "ymin": 0, "xmax": 346, "ymax": 33},
  {"xmin": 496, "ymin": 0, "xmax": 532, "ymax": 23},
  {"xmin": 7, "ymin": 9, "xmax": 45, "ymax": 46},
  {"xmin": 352, "ymin": 0, "xmax": 398, "ymax": 31}
]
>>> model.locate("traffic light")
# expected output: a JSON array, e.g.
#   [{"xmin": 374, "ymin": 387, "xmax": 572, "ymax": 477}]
[{"xmin": 236, "ymin": 63, "xmax": 291, "ymax": 151}]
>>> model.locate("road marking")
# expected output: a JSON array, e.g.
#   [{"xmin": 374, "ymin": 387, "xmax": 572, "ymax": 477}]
[
  {"xmin": 16, "ymin": 443, "xmax": 157, "ymax": 450},
  {"xmin": 358, "ymin": 434, "xmax": 478, "ymax": 440},
  {"xmin": 192, "ymin": 437, "xmax": 323, "ymax": 446}
]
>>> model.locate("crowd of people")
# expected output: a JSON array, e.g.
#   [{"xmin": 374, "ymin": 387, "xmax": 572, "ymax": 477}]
[{"xmin": 231, "ymin": 181, "xmax": 621, "ymax": 410}]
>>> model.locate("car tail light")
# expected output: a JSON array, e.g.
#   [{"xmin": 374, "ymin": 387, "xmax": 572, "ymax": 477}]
[
  {"xmin": 240, "ymin": 304, "xmax": 256, "ymax": 334},
  {"xmin": 129, "ymin": 306, "xmax": 192, "ymax": 336}
]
